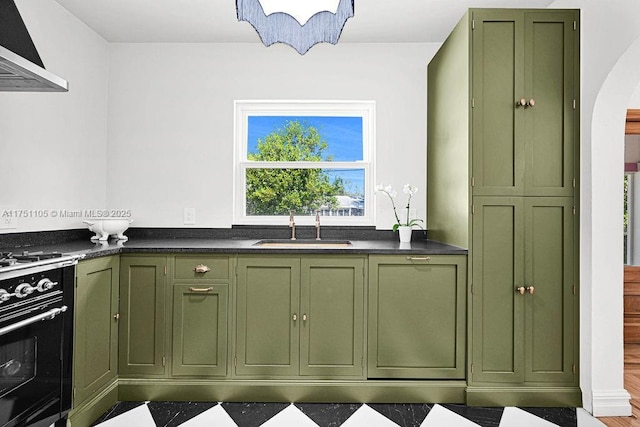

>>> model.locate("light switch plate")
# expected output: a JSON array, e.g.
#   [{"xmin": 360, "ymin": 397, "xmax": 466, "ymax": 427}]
[{"xmin": 184, "ymin": 208, "xmax": 196, "ymax": 225}]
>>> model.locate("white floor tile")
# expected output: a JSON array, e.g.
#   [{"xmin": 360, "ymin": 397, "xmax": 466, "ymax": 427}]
[
  {"xmin": 576, "ymin": 408, "xmax": 607, "ymax": 427},
  {"xmin": 342, "ymin": 404, "xmax": 400, "ymax": 426},
  {"xmin": 260, "ymin": 404, "xmax": 319, "ymax": 427},
  {"xmin": 180, "ymin": 404, "xmax": 238, "ymax": 427},
  {"xmin": 94, "ymin": 404, "xmax": 156, "ymax": 427},
  {"xmin": 421, "ymin": 404, "xmax": 482, "ymax": 427},
  {"xmin": 499, "ymin": 407, "xmax": 559, "ymax": 427}
]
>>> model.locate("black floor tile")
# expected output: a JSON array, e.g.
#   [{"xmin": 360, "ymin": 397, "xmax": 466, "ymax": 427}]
[
  {"xmin": 147, "ymin": 401, "xmax": 219, "ymax": 427},
  {"xmin": 368, "ymin": 403, "xmax": 433, "ymax": 427},
  {"xmin": 442, "ymin": 404, "xmax": 504, "ymax": 427},
  {"xmin": 295, "ymin": 403, "xmax": 363, "ymax": 427},
  {"xmin": 221, "ymin": 402, "xmax": 290, "ymax": 427},
  {"xmin": 91, "ymin": 401, "xmax": 147, "ymax": 426},
  {"xmin": 520, "ymin": 407, "xmax": 577, "ymax": 427}
]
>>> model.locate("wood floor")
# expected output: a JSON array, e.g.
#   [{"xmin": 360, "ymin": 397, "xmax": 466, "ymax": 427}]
[{"xmin": 598, "ymin": 344, "xmax": 640, "ymax": 426}]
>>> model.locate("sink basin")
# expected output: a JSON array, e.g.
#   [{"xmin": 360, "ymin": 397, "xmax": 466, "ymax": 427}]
[{"xmin": 253, "ymin": 239, "xmax": 352, "ymax": 248}]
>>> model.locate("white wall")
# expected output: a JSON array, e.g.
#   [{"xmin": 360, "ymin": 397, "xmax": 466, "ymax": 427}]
[
  {"xmin": 548, "ymin": 0, "xmax": 640, "ymax": 417},
  {"xmin": 0, "ymin": 0, "xmax": 109, "ymax": 233},
  {"xmin": 106, "ymin": 42, "xmax": 439, "ymax": 229}
]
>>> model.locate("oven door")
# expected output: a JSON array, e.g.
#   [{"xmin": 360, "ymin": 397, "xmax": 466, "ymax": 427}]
[{"xmin": 0, "ymin": 298, "xmax": 66, "ymax": 427}]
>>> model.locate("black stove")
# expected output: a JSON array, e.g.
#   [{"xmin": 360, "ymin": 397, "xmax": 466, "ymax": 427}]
[{"xmin": 0, "ymin": 250, "xmax": 83, "ymax": 427}]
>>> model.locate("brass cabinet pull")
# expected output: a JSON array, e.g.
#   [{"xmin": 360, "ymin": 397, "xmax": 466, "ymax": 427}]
[
  {"xmin": 194, "ymin": 264, "xmax": 211, "ymax": 273},
  {"xmin": 292, "ymin": 313, "xmax": 297, "ymax": 321},
  {"xmin": 406, "ymin": 256, "xmax": 431, "ymax": 261},
  {"xmin": 526, "ymin": 286, "xmax": 535, "ymax": 295},
  {"xmin": 516, "ymin": 286, "xmax": 526, "ymax": 295},
  {"xmin": 517, "ymin": 98, "xmax": 527, "ymax": 107},
  {"xmin": 189, "ymin": 286, "xmax": 213, "ymax": 293},
  {"xmin": 303, "ymin": 314, "xmax": 307, "ymax": 321},
  {"xmin": 113, "ymin": 313, "xmax": 120, "ymax": 321},
  {"xmin": 527, "ymin": 99, "xmax": 536, "ymax": 107}
]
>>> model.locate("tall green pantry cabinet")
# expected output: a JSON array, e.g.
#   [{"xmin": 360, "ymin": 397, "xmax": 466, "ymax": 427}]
[{"xmin": 427, "ymin": 9, "xmax": 580, "ymax": 406}]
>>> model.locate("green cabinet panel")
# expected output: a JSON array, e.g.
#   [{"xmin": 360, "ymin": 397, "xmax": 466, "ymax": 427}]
[
  {"xmin": 174, "ymin": 255, "xmax": 230, "ymax": 280},
  {"xmin": 74, "ymin": 256, "xmax": 119, "ymax": 406},
  {"xmin": 524, "ymin": 198, "xmax": 575, "ymax": 383},
  {"xmin": 471, "ymin": 10, "xmax": 577, "ymax": 197},
  {"xmin": 368, "ymin": 255, "xmax": 467, "ymax": 379},
  {"xmin": 235, "ymin": 255, "xmax": 365, "ymax": 378},
  {"xmin": 236, "ymin": 256, "xmax": 300, "ymax": 377},
  {"xmin": 119, "ymin": 255, "xmax": 167, "ymax": 376},
  {"xmin": 472, "ymin": 197, "xmax": 575, "ymax": 384},
  {"xmin": 300, "ymin": 257, "xmax": 365, "ymax": 377},
  {"xmin": 172, "ymin": 284, "xmax": 228, "ymax": 377}
]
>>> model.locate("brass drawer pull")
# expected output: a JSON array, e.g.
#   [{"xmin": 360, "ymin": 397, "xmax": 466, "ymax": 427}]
[
  {"xmin": 406, "ymin": 256, "xmax": 431, "ymax": 261},
  {"xmin": 194, "ymin": 264, "xmax": 211, "ymax": 273},
  {"xmin": 189, "ymin": 286, "xmax": 213, "ymax": 293}
]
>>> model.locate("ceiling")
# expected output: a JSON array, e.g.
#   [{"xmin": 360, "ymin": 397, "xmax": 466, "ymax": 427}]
[{"xmin": 52, "ymin": 0, "xmax": 555, "ymax": 44}]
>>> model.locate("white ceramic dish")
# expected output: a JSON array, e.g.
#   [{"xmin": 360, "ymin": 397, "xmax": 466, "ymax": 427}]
[{"xmin": 83, "ymin": 218, "xmax": 133, "ymax": 241}]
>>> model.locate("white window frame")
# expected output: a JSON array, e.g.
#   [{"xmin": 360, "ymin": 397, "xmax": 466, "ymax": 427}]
[{"xmin": 233, "ymin": 100, "xmax": 376, "ymax": 226}]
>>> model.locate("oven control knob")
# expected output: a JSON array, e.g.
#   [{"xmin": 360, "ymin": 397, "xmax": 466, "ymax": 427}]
[
  {"xmin": 14, "ymin": 283, "xmax": 35, "ymax": 298},
  {"xmin": 0, "ymin": 289, "xmax": 10, "ymax": 303},
  {"xmin": 36, "ymin": 278, "xmax": 57, "ymax": 292}
]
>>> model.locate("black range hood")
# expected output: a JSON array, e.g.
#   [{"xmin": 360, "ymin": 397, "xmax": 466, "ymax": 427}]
[{"xmin": 0, "ymin": 0, "xmax": 68, "ymax": 91}]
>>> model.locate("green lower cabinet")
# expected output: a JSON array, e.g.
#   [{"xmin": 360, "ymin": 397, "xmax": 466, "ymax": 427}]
[
  {"xmin": 74, "ymin": 256, "xmax": 120, "ymax": 407},
  {"xmin": 471, "ymin": 197, "xmax": 577, "ymax": 387},
  {"xmin": 119, "ymin": 255, "xmax": 167, "ymax": 377},
  {"xmin": 172, "ymin": 284, "xmax": 228, "ymax": 377},
  {"xmin": 235, "ymin": 255, "xmax": 365, "ymax": 378},
  {"xmin": 368, "ymin": 255, "xmax": 467, "ymax": 379}
]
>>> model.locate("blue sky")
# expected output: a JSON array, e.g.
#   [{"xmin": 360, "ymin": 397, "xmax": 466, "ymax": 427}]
[{"xmin": 247, "ymin": 116, "xmax": 365, "ymax": 196}]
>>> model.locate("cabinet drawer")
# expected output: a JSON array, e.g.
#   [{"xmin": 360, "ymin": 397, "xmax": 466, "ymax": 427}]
[{"xmin": 174, "ymin": 255, "xmax": 230, "ymax": 280}]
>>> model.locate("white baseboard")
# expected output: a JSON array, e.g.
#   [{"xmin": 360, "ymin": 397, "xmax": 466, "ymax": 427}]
[{"xmin": 591, "ymin": 389, "xmax": 632, "ymax": 417}]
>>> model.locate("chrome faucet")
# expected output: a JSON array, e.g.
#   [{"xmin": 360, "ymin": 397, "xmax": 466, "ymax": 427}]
[
  {"xmin": 315, "ymin": 211, "xmax": 321, "ymax": 240},
  {"xmin": 289, "ymin": 211, "xmax": 296, "ymax": 240}
]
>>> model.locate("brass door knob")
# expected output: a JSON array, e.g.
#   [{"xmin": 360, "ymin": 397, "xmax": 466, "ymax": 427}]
[
  {"xmin": 302, "ymin": 314, "xmax": 307, "ymax": 321},
  {"xmin": 292, "ymin": 313, "xmax": 297, "ymax": 321},
  {"xmin": 527, "ymin": 99, "xmax": 535, "ymax": 107},
  {"xmin": 113, "ymin": 313, "xmax": 120, "ymax": 321},
  {"xmin": 526, "ymin": 286, "xmax": 535, "ymax": 295},
  {"xmin": 516, "ymin": 286, "xmax": 526, "ymax": 295},
  {"xmin": 517, "ymin": 98, "xmax": 527, "ymax": 107}
]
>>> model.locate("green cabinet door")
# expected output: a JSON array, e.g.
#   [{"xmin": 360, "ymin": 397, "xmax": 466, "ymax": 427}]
[
  {"xmin": 172, "ymin": 284, "xmax": 228, "ymax": 377},
  {"xmin": 119, "ymin": 255, "xmax": 167, "ymax": 376},
  {"xmin": 235, "ymin": 256, "xmax": 300, "ymax": 377},
  {"xmin": 74, "ymin": 256, "xmax": 119, "ymax": 406},
  {"xmin": 472, "ymin": 10, "xmax": 577, "ymax": 197},
  {"xmin": 471, "ymin": 197, "xmax": 525, "ymax": 383},
  {"xmin": 368, "ymin": 255, "xmax": 467, "ymax": 379},
  {"xmin": 300, "ymin": 257, "xmax": 365, "ymax": 377},
  {"xmin": 472, "ymin": 197, "xmax": 576, "ymax": 384},
  {"xmin": 524, "ymin": 197, "xmax": 576, "ymax": 383}
]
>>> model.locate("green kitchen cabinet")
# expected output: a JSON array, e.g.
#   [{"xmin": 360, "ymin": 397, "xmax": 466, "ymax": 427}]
[
  {"xmin": 172, "ymin": 255, "xmax": 231, "ymax": 377},
  {"xmin": 427, "ymin": 8, "xmax": 580, "ymax": 405},
  {"xmin": 471, "ymin": 197, "xmax": 576, "ymax": 385},
  {"xmin": 73, "ymin": 256, "xmax": 120, "ymax": 407},
  {"xmin": 368, "ymin": 255, "xmax": 467, "ymax": 379},
  {"xmin": 471, "ymin": 10, "xmax": 578, "ymax": 197},
  {"xmin": 235, "ymin": 255, "xmax": 365, "ymax": 378},
  {"xmin": 119, "ymin": 255, "xmax": 167, "ymax": 376}
]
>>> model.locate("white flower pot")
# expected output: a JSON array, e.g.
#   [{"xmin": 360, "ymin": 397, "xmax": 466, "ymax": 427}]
[{"xmin": 398, "ymin": 225, "xmax": 412, "ymax": 243}]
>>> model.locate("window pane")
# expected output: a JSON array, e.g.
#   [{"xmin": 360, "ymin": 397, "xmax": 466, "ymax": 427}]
[
  {"xmin": 246, "ymin": 168, "xmax": 365, "ymax": 216},
  {"xmin": 247, "ymin": 116, "xmax": 363, "ymax": 161}
]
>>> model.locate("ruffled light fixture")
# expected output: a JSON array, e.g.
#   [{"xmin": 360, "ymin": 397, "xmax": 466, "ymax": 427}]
[{"xmin": 236, "ymin": 0, "xmax": 355, "ymax": 55}]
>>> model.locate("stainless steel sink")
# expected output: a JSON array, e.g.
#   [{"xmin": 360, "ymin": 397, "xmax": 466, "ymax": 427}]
[{"xmin": 253, "ymin": 239, "xmax": 352, "ymax": 248}]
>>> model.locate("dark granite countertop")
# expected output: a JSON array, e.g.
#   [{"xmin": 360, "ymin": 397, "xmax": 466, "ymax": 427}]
[
  {"xmin": 31, "ymin": 238, "xmax": 467, "ymax": 259},
  {"xmin": 0, "ymin": 227, "xmax": 467, "ymax": 259}
]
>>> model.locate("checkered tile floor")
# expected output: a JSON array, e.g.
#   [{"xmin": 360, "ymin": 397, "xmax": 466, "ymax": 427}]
[{"xmin": 92, "ymin": 402, "xmax": 605, "ymax": 427}]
